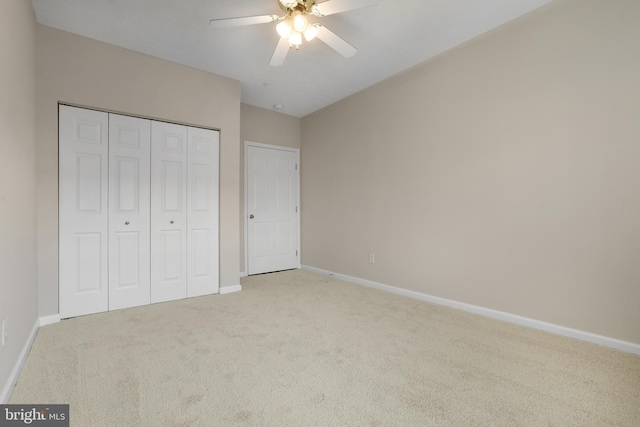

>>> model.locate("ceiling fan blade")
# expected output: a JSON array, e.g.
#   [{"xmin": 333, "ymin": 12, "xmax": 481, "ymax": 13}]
[
  {"xmin": 270, "ymin": 37, "xmax": 290, "ymax": 67},
  {"xmin": 312, "ymin": 0, "xmax": 379, "ymax": 17},
  {"xmin": 315, "ymin": 25, "xmax": 357, "ymax": 58},
  {"xmin": 209, "ymin": 14, "xmax": 278, "ymax": 29}
]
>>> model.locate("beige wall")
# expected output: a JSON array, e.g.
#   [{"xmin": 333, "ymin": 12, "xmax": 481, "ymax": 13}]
[
  {"xmin": 36, "ymin": 26, "xmax": 241, "ymax": 317},
  {"xmin": 301, "ymin": 0, "xmax": 640, "ymax": 344},
  {"xmin": 240, "ymin": 104, "xmax": 301, "ymax": 273},
  {"xmin": 0, "ymin": 0, "xmax": 38, "ymax": 399},
  {"xmin": 241, "ymin": 104, "xmax": 301, "ymax": 150}
]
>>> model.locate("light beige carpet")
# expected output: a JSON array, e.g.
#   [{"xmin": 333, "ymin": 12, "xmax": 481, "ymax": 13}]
[{"xmin": 10, "ymin": 269, "xmax": 640, "ymax": 426}]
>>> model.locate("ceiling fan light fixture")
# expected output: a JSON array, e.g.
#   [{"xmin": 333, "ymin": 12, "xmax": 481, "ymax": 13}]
[
  {"xmin": 210, "ymin": 0, "xmax": 378, "ymax": 66},
  {"xmin": 276, "ymin": 20, "xmax": 292, "ymax": 38},
  {"xmin": 304, "ymin": 24, "xmax": 318, "ymax": 41}
]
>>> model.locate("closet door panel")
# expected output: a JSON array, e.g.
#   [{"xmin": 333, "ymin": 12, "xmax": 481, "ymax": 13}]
[
  {"xmin": 108, "ymin": 114, "xmax": 151, "ymax": 310},
  {"xmin": 59, "ymin": 105, "xmax": 109, "ymax": 318},
  {"xmin": 187, "ymin": 127, "xmax": 220, "ymax": 297},
  {"xmin": 151, "ymin": 121, "xmax": 188, "ymax": 303}
]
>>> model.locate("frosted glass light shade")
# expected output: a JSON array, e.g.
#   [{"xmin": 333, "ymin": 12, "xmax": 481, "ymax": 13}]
[
  {"xmin": 289, "ymin": 31, "xmax": 302, "ymax": 46},
  {"xmin": 276, "ymin": 20, "xmax": 292, "ymax": 38},
  {"xmin": 293, "ymin": 13, "xmax": 307, "ymax": 32},
  {"xmin": 304, "ymin": 24, "xmax": 318, "ymax": 41}
]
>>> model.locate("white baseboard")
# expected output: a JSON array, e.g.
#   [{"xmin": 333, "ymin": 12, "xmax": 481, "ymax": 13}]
[
  {"xmin": 39, "ymin": 314, "xmax": 60, "ymax": 327},
  {"xmin": 301, "ymin": 265, "xmax": 640, "ymax": 356},
  {"xmin": 0, "ymin": 319, "xmax": 39, "ymax": 404},
  {"xmin": 220, "ymin": 285, "xmax": 242, "ymax": 295},
  {"xmin": 239, "ymin": 271, "xmax": 247, "ymax": 278}
]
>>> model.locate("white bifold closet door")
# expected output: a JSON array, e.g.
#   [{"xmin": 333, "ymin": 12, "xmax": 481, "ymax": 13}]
[
  {"xmin": 150, "ymin": 122, "xmax": 220, "ymax": 302},
  {"xmin": 108, "ymin": 114, "xmax": 151, "ymax": 310},
  {"xmin": 59, "ymin": 105, "xmax": 219, "ymax": 319},
  {"xmin": 59, "ymin": 106, "xmax": 110, "ymax": 318},
  {"xmin": 150, "ymin": 122, "xmax": 188, "ymax": 303},
  {"xmin": 186, "ymin": 127, "xmax": 220, "ymax": 297}
]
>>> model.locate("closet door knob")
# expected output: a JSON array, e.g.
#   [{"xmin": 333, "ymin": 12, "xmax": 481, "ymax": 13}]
[
  {"xmin": 170, "ymin": 220, "xmax": 174, "ymax": 224},
  {"xmin": 125, "ymin": 221, "xmax": 130, "ymax": 225},
  {"xmin": 249, "ymin": 215, "xmax": 254, "ymax": 219}
]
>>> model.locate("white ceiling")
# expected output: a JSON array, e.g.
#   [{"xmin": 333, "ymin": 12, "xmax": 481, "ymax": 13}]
[{"xmin": 31, "ymin": 0, "xmax": 552, "ymax": 118}]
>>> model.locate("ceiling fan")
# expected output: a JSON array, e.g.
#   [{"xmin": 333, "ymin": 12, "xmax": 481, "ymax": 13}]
[{"xmin": 209, "ymin": 0, "xmax": 379, "ymax": 66}]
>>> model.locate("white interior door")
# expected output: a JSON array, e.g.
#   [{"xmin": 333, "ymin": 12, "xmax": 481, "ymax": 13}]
[
  {"xmin": 108, "ymin": 114, "xmax": 151, "ymax": 310},
  {"xmin": 151, "ymin": 121, "xmax": 188, "ymax": 303},
  {"xmin": 187, "ymin": 127, "xmax": 220, "ymax": 297},
  {"xmin": 59, "ymin": 105, "xmax": 109, "ymax": 318},
  {"xmin": 246, "ymin": 144, "xmax": 299, "ymax": 275}
]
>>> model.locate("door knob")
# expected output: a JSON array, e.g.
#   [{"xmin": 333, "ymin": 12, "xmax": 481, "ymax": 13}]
[
  {"xmin": 170, "ymin": 220, "xmax": 174, "ymax": 224},
  {"xmin": 125, "ymin": 221, "xmax": 130, "ymax": 225},
  {"xmin": 249, "ymin": 214, "xmax": 254, "ymax": 219}
]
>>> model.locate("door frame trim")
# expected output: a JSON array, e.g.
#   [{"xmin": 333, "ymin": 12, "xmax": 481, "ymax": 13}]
[{"xmin": 244, "ymin": 141, "xmax": 301, "ymax": 275}]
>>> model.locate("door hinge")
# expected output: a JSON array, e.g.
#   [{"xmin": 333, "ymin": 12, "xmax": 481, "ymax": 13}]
[
  {"xmin": 296, "ymin": 206, "xmax": 298, "ymax": 213},
  {"xmin": 295, "ymin": 163, "xmax": 298, "ymax": 170},
  {"xmin": 296, "ymin": 250, "xmax": 298, "ymax": 256}
]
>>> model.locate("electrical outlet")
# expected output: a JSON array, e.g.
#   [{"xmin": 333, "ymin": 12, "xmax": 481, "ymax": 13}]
[
  {"xmin": 368, "ymin": 253, "xmax": 375, "ymax": 264},
  {"xmin": 1, "ymin": 319, "xmax": 7, "ymax": 346}
]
